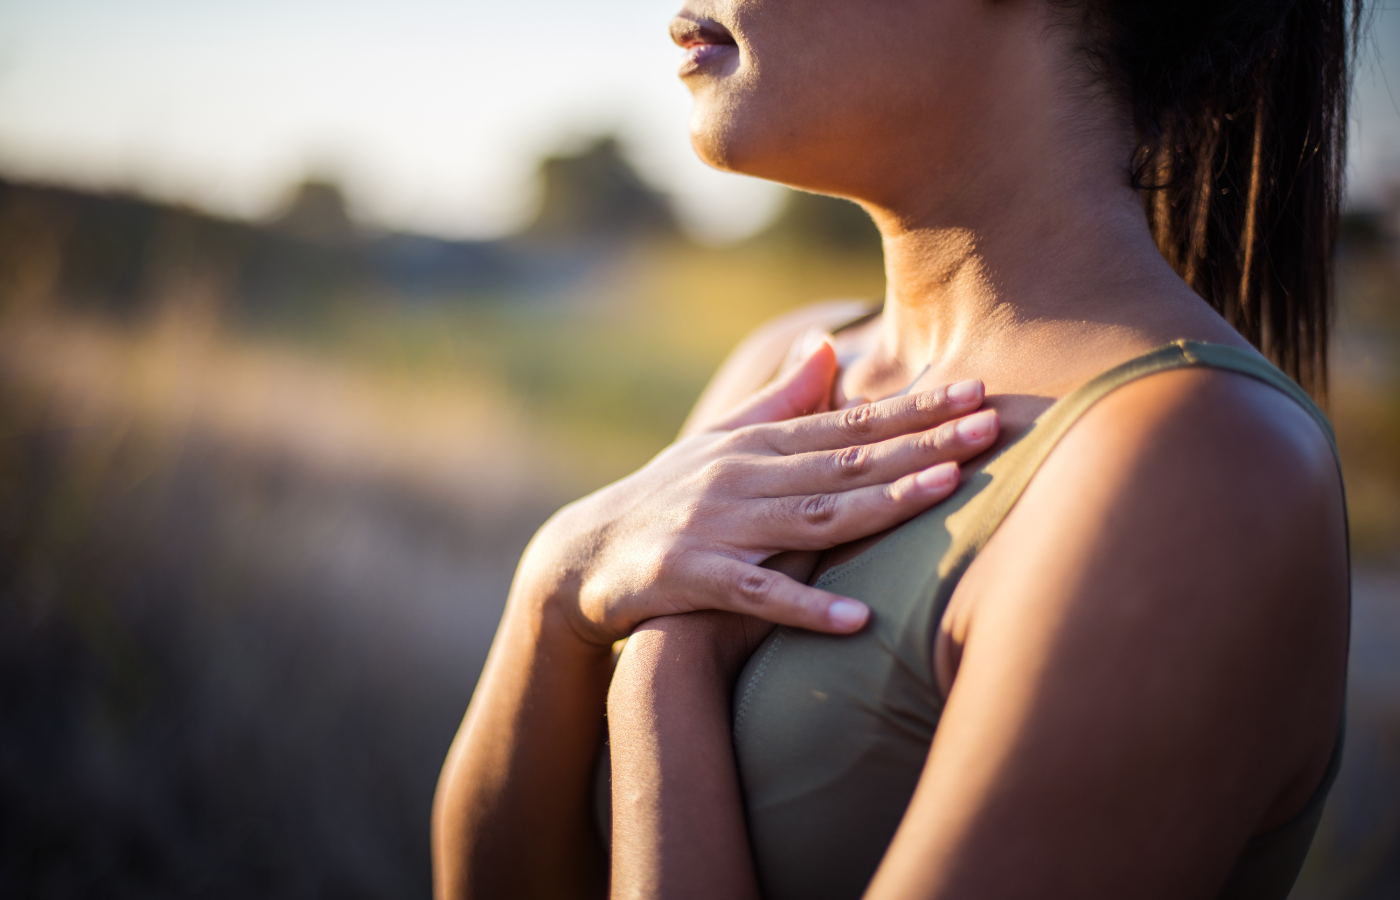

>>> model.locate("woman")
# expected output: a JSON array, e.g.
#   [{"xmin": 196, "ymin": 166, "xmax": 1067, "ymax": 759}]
[{"xmin": 433, "ymin": 1, "xmax": 1357, "ymax": 898}]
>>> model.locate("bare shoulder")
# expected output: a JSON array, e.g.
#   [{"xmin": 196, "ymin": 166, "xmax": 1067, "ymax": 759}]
[
  {"xmin": 1038, "ymin": 364, "xmax": 1347, "ymax": 587},
  {"xmin": 958, "ymin": 363, "xmax": 1348, "ymax": 633},
  {"xmin": 1041, "ymin": 363, "xmax": 1345, "ymax": 549},
  {"xmin": 933, "ymin": 364, "xmax": 1348, "ymax": 876},
  {"xmin": 955, "ymin": 363, "xmax": 1348, "ymax": 623},
  {"xmin": 679, "ymin": 300, "xmax": 873, "ymax": 436}
]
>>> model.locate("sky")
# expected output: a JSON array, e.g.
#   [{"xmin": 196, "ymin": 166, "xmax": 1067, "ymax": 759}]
[{"xmin": 0, "ymin": 0, "xmax": 1397, "ymax": 243}]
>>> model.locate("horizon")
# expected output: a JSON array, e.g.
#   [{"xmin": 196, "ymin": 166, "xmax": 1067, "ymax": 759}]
[{"xmin": 0, "ymin": 0, "xmax": 1397, "ymax": 244}]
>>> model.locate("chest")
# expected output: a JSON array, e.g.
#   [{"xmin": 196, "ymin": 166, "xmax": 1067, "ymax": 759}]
[{"xmin": 732, "ymin": 477, "xmax": 992, "ymax": 900}]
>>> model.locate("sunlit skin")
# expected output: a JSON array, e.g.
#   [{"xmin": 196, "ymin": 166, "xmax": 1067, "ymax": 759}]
[{"xmin": 433, "ymin": 1, "xmax": 1349, "ymax": 898}]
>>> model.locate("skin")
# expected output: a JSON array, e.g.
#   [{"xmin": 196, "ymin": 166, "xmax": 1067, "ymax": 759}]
[
  {"xmin": 432, "ymin": 339, "xmax": 1003, "ymax": 898},
  {"xmin": 435, "ymin": 0, "xmax": 1350, "ymax": 897},
  {"xmin": 604, "ymin": 1, "xmax": 1350, "ymax": 899}
]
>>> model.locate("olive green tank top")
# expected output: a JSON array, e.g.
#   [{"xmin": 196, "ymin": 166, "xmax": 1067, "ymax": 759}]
[{"xmin": 731, "ymin": 339, "xmax": 1346, "ymax": 900}]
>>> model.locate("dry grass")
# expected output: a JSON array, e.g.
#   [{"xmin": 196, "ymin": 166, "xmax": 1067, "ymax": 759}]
[{"xmin": 0, "ymin": 239, "xmax": 1395, "ymax": 897}]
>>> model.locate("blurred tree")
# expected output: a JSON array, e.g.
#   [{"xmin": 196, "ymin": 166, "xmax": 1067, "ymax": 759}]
[
  {"xmin": 755, "ymin": 189, "xmax": 883, "ymax": 259},
  {"xmin": 274, "ymin": 179, "xmax": 357, "ymax": 243},
  {"xmin": 0, "ymin": 188, "xmax": 68, "ymax": 315},
  {"xmin": 525, "ymin": 137, "xmax": 678, "ymax": 242}
]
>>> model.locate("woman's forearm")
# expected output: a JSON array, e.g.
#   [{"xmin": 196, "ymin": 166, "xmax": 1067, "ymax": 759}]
[
  {"xmin": 428, "ymin": 351, "xmax": 990, "ymax": 898},
  {"xmin": 432, "ymin": 579, "xmax": 614, "ymax": 900},
  {"xmin": 607, "ymin": 619, "xmax": 763, "ymax": 900}
]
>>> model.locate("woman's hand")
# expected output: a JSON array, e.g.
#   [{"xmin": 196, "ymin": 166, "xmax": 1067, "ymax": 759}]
[
  {"xmin": 517, "ymin": 339, "xmax": 999, "ymax": 647},
  {"xmin": 434, "ymin": 332, "xmax": 995, "ymax": 900}
]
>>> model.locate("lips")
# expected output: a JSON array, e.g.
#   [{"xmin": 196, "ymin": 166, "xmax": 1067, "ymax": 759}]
[{"xmin": 669, "ymin": 14, "xmax": 738, "ymax": 75}]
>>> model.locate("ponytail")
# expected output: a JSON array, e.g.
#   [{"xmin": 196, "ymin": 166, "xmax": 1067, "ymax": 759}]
[{"xmin": 1085, "ymin": 0, "xmax": 1363, "ymax": 395}]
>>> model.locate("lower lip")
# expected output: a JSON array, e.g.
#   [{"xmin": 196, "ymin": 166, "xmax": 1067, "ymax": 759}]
[{"xmin": 679, "ymin": 43, "xmax": 736, "ymax": 76}]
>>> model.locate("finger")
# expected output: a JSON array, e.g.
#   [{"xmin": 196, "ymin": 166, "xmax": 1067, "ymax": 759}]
[
  {"xmin": 756, "ymin": 408, "xmax": 999, "ymax": 495},
  {"xmin": 696, "ymin": 555, "xmax": 871, "ymax": 634},
  {"xmin": 753, "ymin": 379, "xmax": 985, "ymax": 454},
  {"xmin": 781, "ymin": 325, "xmax": 837, "ymax": 373},
  {"xmin": 713, "ymin": 337, "xmax": 838, "ymax": 431},
  {"xmin": 756, "ymin": 460, "xmax": 964, "ymax": 550}
]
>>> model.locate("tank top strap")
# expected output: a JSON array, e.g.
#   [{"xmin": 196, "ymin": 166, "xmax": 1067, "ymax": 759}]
[
  {"xmin": 829, "ymin": 304, "xmax": 883, "ymax": 336},
  {"xmin": 1175, "ymin": 341, "xmax": 1338, "ymax": 455},
  {"xmin": 937, "ymin": 340, "xmax": 1339, "ymax": 583}
]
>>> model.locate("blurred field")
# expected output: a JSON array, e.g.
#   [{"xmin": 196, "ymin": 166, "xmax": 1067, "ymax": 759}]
[{"xmin": 0, "ymin": 146, "xmax": 1397, "ymax": 897}]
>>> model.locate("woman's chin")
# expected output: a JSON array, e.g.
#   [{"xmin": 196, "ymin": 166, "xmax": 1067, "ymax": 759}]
[
  {"xmin": 689, "ymin": 135, "xmax": 736, "ymax": 176},
  {"xmin": 687, "ymin": 117, "xmax": 746, "ymax": 175},
  {"xmin": 688, "ymin": 125, "xmax": 839, "ymax": 198},
  {"xmin": 686, "ymin": 90, "xmax": 867, "ymax": 191},
  {"xmin": 687, "ymin": 109, "xmax": 790, "ymax": 179}
]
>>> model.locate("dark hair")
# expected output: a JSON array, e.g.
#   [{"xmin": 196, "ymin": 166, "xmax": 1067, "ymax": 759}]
[{"xmin": 1082, "ymin": 0, "xmax": 1363, "ymax": 395}]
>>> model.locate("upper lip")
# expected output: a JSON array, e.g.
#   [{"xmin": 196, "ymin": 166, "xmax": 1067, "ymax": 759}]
[{"xmin": 669, "ymin": 14, "xmax": 736, "ymax": 49}]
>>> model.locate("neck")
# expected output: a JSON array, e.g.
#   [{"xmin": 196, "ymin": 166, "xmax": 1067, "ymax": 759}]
[
  {"xmin": 866, "ymin": 178, "xmax": 1175, "ymax": 376},
  {"xmin": 842, "ymin": 28, "xmax": 1210, "ymax": 389}
]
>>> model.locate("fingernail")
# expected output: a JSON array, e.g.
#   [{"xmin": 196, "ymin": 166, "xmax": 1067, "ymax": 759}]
[
  {"xmin": 914, "ymin": 461, "xmax": 958, "ymax": 490},
  {"xmin": 828, "ymin": 599, "xmax": 869, "ymax": 630},
  {"xmin": 800, "ymin": 329, "xmax": 835, "ymax": 360},
  {"xmin": 955, "ymin": 409, "xmax": 997, "ymax": 442},
  {"xmin": 947, "ymin": 379, "xmax": 982, "ymax": 404}
]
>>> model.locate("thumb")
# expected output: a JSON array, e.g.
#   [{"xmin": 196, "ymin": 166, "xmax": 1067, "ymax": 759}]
[{"xmin": 713, "ymin": 336, "xmax": 839, "ymax": 430}]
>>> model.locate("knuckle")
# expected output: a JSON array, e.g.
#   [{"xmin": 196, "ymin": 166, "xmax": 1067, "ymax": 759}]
[
  {"xmin": 831, "ymin": 445, "xmax": 870, "ymax": 479},
  {"xmin": 837, "ymin": 404, "xmax": 878, "ymax": 440},
  {"xmin": 910, "ymin": 390, "xmax": 940, "ymax": 415},
  {"xmin": 735, "ymin": 569, "xmax": 776, "ymax": 606},
  {"xmin": 654, "ymin": 542, "xmax": 689, "ymax": 580},
  {"xmin": 732, "ymin": 422, "xmax": 782, "ymax": 455},
  {"xmin": 716, "ymin": 428, "xmax": 750, "ymax": 459},
  {"xmin": 722, "ymin": 424, "xmax": 759, "ymax": 450},
  {"xmin": 699, "ymin": 456, "xmax": 739, "ymax": 488},
  {"xmin": 797, "ymin": 493, "xmax": 840, "ymax": 529},
  {"xmin": 913, "ymin": 429, "xmax": 943, "ymax": 455}
]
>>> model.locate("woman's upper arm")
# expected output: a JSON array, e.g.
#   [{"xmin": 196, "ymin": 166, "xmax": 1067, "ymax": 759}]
[
  {"xmin": 678, "ymin": 300, "xmax": 872, "ymax": 438},
  {"xmin": 866, "ymin": 367, "xmax": 1349, "ymax": 900}
]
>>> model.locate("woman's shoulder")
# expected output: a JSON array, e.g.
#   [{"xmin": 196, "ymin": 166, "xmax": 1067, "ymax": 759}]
[
  {"xmin": 1068, "ymin": 359, "xmax": 1340, "ymax": 514},
  {"xmin": 950, "ymin": 358, "xmax": 1348, "ymax": 832},
  {"xmin": 1052, "ymin": 361, "xmax": 1347, "ymax": 623},
  {"xmin": 955, "ymin": 353, "xmax": 1348, "ymax": 653},
  {"xmin": 679, "ymin": 300, "xmax": 874, "ymax": 436},
  {"xmin": 983, "ymin": 357, "xmax": 1347, "ymax": 621}
]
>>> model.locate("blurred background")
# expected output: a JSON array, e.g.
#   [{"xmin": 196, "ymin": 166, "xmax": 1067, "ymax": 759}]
[{"xmin": 0, "ymin": 1, "xmax": 1396, "ymax": 897}]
